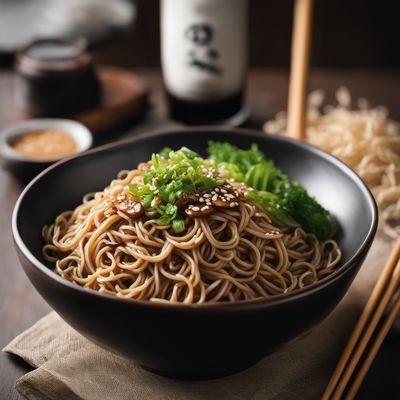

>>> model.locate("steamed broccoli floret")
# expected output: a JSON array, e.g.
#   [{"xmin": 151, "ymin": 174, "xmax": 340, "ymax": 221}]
[{"xmin": 278, "ymin": 185, "xmax": 338, "ymax": 241}]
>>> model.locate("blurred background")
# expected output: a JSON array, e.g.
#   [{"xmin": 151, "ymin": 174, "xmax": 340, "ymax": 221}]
[
  {"xmin": 1, "ymin": 0, "xmax": 399, "ymax": 69},
  {"xmin": 1, "ymin": 3, "xmax": 400, "ymax": 400},
  {"xmin": 93, "ymin": 0, "xmax": 400, "ymax": 69}
]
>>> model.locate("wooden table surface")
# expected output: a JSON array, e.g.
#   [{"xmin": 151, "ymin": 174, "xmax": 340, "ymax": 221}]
[{"xmin": 1, "ymin": 68, "xmax": 400, "ymax": 399}]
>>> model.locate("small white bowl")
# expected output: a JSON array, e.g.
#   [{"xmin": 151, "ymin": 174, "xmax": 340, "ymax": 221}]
[{"xmin": 0, "ymin": 118, "xmax": 93, "ymax": 181}]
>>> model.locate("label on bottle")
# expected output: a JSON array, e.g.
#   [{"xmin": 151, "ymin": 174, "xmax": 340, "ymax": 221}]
[{"xmin": 161, "ymin": 0, "xmax": 248, "ymax": 102}]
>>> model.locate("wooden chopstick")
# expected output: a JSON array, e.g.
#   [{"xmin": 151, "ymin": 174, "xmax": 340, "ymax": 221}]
[
  {"xmin": 332, "ymin": 257, "xmax": 400, "ymax": 399},
  {"xmin": 285, "ymin": 4, "xmax": 400, "ymax": 395},
  {"xmin": 287, "ymin": 0, "xmax": 314, "ymax": 141},
  {"xmin": 286, "ymin": 2, "xmax": 400, "ymax": 397},
  {"xmin": 286, "ymin": 1, "xmax": 400, "ymax": 397},
  {"xmin": 322, "ymin": 237, "xmax": 400, "ymax": 399},
  {"xmin": 345, "ymin": 276, "xmax": 400, "ymax": 400},
  {"xmin": 345, "ymin": 275, "xmax": 400, "ymax": 399}
]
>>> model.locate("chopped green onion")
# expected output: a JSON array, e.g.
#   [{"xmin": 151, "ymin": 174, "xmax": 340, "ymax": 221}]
[
  {"xmin": 126, "ymin": 142, "xmax": 338, "ymax": 240},
  {"xmin": 172, "ymin": 218, "xmax": 185, "ymax": 233}
]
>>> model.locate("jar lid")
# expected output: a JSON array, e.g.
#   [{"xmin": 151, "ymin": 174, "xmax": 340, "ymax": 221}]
[{"xmin": 16, "ymin": 37, "xmax": 92, "ymax": 75}]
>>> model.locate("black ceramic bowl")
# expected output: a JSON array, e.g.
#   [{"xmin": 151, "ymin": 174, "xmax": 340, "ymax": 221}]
[{"xmin": 12, "ymin": 128, "xmax": 378, "ymax": 379}]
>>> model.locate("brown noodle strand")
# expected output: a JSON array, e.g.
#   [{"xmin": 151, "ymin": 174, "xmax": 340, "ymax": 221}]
[{"xmin": 43, "ymin": 170, "xmax": 342, "ymax": 304}]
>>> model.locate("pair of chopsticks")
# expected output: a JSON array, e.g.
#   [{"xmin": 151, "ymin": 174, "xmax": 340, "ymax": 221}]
[
  {"xmin": 322, "ymin": 237, "xmax": 400, "ymax": 399},
  {"xmin": 288, "ymin": 1, "xmax": 400, "ymax": 398}
]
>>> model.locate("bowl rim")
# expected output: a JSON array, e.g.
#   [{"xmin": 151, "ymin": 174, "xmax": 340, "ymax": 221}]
[
  {"xmin": 12, "ymin": 127, "xmax": 379, "ymax": 312},
  {"xmin": 0, "ymin": 118, "xmax": 93, "ymax": 163}
]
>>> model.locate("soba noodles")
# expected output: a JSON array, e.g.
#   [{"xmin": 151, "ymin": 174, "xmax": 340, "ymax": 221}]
[{"xmin": 43, "ymin": 143, "xmax": 341, "ymax": 304}]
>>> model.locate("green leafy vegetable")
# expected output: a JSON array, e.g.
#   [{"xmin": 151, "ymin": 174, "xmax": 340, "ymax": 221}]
[
  {"xmin": 278, "ymin": 184, "xmax": 338, "ymax": 241},
  {"xmin": 207, "ymin": 141, "xmax": 338, "ymax": 240},
  {"xmin": 207, "ymin": 141, "xmax": 266, "ymax": 172},
  {"xmin": 127, "ymin": 142, "xmax": 338, "ymax": 240},
  {"xmin": 246, "ymin": 187, "xmax": 337, "ymax": 240},
  {"xmin": 246, "ymin": 190, "xmax": 299, "ymax": 229},
  {"xmin": 207, "ymin": 141, "xmax": 289, "ymax": 194}
]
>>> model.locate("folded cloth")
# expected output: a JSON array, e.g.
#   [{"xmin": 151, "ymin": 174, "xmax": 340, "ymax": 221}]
[{"xmin": 3, "ymin": 235, "xmax": 391, "ymax": 400}]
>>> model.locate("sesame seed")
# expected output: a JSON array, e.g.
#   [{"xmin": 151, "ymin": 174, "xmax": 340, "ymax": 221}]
[
  {"xmin": 199, "ymin": 198, "xmax": 204, "ymax": 202},
  {"xmin": 220, "ymin": 188, "xmax": 227, "ymax": 193},
  {"xmin": 204, "ymin": 194, "xmax": 211, "ymax": 198},
  {"xmin": 212, "ymin": 195, "xmax": 218, "ymax": 201},
  {"xmin": 192, "ymin": 206, "xmax": 200, "ymax": 211}
]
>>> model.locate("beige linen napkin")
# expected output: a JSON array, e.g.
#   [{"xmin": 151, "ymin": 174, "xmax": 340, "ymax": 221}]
[{"xmin": 3, "ymin": 235, "xmax": 391, "ymax": 400}]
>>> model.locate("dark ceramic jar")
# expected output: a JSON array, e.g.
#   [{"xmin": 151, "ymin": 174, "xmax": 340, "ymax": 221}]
[{"xmin": 14, "ymin": 37, "xmax": 102, "ymax": 117}]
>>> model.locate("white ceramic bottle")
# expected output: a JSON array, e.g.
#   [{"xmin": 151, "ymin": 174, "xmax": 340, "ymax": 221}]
[{"xmin": 161, "ymin": 0, "xmax": 248, "ymax": 125}]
